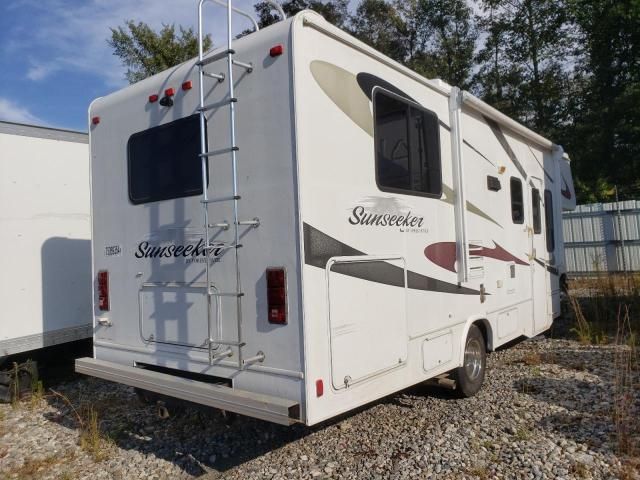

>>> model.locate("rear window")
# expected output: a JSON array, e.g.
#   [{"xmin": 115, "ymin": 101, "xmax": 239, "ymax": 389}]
[{"xmin": 127, "ymin": 114, "xmax": 206, "ymax": 205}]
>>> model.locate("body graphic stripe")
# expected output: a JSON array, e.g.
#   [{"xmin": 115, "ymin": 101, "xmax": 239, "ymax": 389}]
[
  {"xmin": 484, "ymin": 116, "xmax": 528, "ymax": 179},
  {"xmin": 303, "ymin": 223, "xmax": 482, "ymax": 295}
]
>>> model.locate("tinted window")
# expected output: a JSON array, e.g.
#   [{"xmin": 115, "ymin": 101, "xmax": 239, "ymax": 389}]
[
  {"xmin": 128, "ymin": 114, "xmax": 206, "ymax": 205},
  {"xmin": 532, "ymin": 188, "xmax": 542, "ymax": 234},
  {"xmin": 374, "ymin": 90, "xmax": 441, "ymax": 197},
  {"xmin": 510, "ymin": 177, "xmax": 524, "ymax": 224},
  {"xmin": 544, "ymin": 189, "xmax": 555, "ymax": 252}
]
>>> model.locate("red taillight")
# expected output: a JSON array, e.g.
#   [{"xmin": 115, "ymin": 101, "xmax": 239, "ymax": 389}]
[
  {"xmin": 270, "ymin": 44, "xmax": 284, "ymax": 57},
  {"xmin": 266, "ymin": 268, "xmax": 287, "ymax": 324},
  {"xmin": 98, "ymin": 270, "xmax": 109, "ymax": 311},
  {"xmin": 149, "ymin": 94, "xmax": 159, "ymax": 103},
  {"xmin": 165, "ymin": 87, "xmax": 175, "ymax": 97},
  {"xmin": 316, "ymin": 379, "xmax": 324, "ymax": 397},
  {"xmin": 181, "ymin": 80, "xmax": 192, "ymax": 90},
  {"xmin": 91, "ymin": 116, "xmax": 100, "ymax": 125}
]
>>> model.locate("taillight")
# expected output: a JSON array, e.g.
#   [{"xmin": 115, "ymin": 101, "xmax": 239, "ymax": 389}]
[
  {"xmin": 266, "ymin": 268, "xmax": 287, "ymax": 324},
  {"xmin": 98, "ymin": 270, "xmax": 109, "ymax": 311}
]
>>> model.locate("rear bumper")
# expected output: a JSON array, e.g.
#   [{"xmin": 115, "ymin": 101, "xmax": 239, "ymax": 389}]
[{"xmin": 75, "ymin": 357, "xmax": 300, "ymax": 425}]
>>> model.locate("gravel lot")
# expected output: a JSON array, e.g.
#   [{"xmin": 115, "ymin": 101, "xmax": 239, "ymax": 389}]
[{"xmin": 0, "ymin": 336, "xmax": 638, "ymax": 480}]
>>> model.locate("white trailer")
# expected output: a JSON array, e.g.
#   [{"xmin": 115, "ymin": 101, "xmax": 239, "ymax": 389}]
[
  {"xmin": 76, "ymin": 3, "xmax": 576, "ymax": 426},
  {"xmin": 0, "ymin": 121, "xmax": 92, "ymax": 359}
]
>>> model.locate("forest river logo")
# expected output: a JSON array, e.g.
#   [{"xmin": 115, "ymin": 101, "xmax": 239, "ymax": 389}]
[
  {"xmin": 347, "ymin": 197, "xmax": 427, "ymax": 233},
  {"xmin": 135, "ymin": 239, "xmax": 223, "ymax": 264}
]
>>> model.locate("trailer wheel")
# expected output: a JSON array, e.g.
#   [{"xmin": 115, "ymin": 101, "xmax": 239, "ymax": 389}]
[{"xmin": 454, "ymin": 324, "xmax": 486, "ymax": 397}]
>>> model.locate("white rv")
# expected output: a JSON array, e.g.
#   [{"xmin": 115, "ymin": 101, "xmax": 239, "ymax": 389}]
[
  {"xmin": 76, "ymin": 3, "xmax": 576, "ymax": 426},
  {"xmin": 0, "ymin": 121, "xmax": 91, "ymax": 359}
]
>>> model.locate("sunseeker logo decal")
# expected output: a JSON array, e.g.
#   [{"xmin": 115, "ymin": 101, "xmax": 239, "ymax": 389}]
[
  {"xmin": 135, "ymin": 239, "xmax": 223, "ymax": 264},
  {"xmin": 348, "ymin": 196, "xmax": 427, "ymax": 233}
]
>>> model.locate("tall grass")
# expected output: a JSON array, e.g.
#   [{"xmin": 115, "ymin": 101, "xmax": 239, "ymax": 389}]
[{"xmin": 566, "ymin": 274, "xmax": 639, "ymax": 470}]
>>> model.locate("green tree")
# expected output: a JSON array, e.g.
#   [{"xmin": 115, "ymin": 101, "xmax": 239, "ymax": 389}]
[
  {"xmin": 349, "ymin": 0, "xmax": 408, "ymax": 62},
  {"xmin": 565, "ymin": 0, "xmax": 640, "ymax": 201},
  {"xmin": 254, "ymin": 0, "xmax": 349, "ymax": 28},
  {"xmin": 109, "ymin": 21, "xmax": 213, "ymax": 84},
  {"xmin": 475, "ymin": 0, "xmax": 574, "ymax": 135},
  {"xmin": 411, "ymin": 0, "xmax": 478, "ymax": 90}
]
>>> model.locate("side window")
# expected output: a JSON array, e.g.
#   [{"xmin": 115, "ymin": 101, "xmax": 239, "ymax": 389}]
[
  {"xmin": 128, "ymin": 114, "xmax": 206, "ymax": 205},
  {"xmin": 544, "ymin": 189, "xmax": 555, "ymax": 252},
  {"xmin": 510, "ymin": 177, "xmax": 524, "ymax": 224},
  {"xmin": 532, "ymin": 188, "xmax": 542, "ymax": 234},
  {"xmin": 374, "ymin": 89, "xmax": 441, "ymax": 197}
]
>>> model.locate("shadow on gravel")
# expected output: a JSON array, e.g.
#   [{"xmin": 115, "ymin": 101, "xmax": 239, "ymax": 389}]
[
  {"xmin": 514, "ymin": 348, "xmax": 618, "ymax": 455},
  {"xmin": 40, "ymin": 376, "xmax": 456, "ymax": 476}
]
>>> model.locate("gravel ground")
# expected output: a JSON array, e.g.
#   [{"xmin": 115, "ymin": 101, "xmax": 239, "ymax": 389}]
[{"xmin": 0, "ymin": 336, "xmax": 638, "ymax": 480}]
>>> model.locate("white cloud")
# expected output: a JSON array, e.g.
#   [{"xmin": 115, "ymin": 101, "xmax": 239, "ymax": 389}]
[
  {"xmin": 26, "ymin": 62, "xmax": 59, "ymax": 81},
  {"xmin": 16, "ymin": 0, "xmax": 260, "ymax": 88},
  {"xmin": 0, "ymin": 97, "xmax": 44, "ymax": 125}
]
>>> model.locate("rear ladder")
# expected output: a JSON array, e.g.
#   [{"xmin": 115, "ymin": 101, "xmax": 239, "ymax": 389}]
[{"xmin": 196, "ymin": 0, "xmax": 286, "ymax": 367}]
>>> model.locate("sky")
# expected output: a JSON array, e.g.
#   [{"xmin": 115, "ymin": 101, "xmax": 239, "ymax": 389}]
[{"xmin": 0, "ymin": 0, "xmax": 303, "ymax": 132}]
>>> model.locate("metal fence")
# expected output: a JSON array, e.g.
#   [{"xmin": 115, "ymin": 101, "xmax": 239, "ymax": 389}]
[{"xmin": 563, "ymin": 200, "xmax": 640, "ymax": 274}]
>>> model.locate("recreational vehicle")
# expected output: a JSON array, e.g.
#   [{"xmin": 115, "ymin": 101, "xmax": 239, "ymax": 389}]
[
  {"xmin": 76, "ymin": 2, "xmax": 576, "ymax": 426},
  {"xmin": 0, "ymin": 121, "xmax": 92, "ymax": 359}
]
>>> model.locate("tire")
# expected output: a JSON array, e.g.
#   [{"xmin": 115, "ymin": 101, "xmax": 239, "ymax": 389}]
[{"xmin": 454, "ymin": 324, "xmax": 487, "ymax": 397}]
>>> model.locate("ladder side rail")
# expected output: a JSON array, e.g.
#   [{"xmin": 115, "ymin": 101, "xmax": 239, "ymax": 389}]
[{"xmin": 225, "ymin": 0, "xmax": 244, "ymax": 366}]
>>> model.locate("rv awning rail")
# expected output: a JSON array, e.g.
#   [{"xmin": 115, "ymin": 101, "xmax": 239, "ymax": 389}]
[{"xmin": 76, "ymin": 357, "xmax": 300, "ymax": 425}]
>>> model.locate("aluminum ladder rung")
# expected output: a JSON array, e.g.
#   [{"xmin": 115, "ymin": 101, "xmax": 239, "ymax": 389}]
[
  {"xmin": 205, "ymin": 243, "xmax": 242, "ymax": 251},
  {"xmin": 199, "ymin": 97, "xmax": 237, "ymax": 112},
  {"xmin": 232, "ymin": 59, "xmax": 253, "ymax": 72},
  {"xmin": 208, "ymin": 291, "xmax": 245, "ymax": 298},
  {"xmin": 207, "ymin": 339, "xmax": 246, "ymax": 347},
  {"xmin": 209, "ymin": 348, "xmax": 233, "ymax": 360},
  {"xmin": 237, "ymin": 218, "xmax": 260, "ymax": 228},
  {"xmin": 209, "ymin": 222, "xmax": 229, "ymax": 230},
  {"xmin": 203, "ymin": 71, "xmax": 225, "ymax": 82},
  {"xmin": 199, "ymin": 146, "xmax": 238, "ymax": 157},
  {"xmin": 201, "ymin": 195, "xmax": 240, "ymax": 204},
  {"xmin": 198, "ymin": 49, "xmax": 236, "ymax": 66}
]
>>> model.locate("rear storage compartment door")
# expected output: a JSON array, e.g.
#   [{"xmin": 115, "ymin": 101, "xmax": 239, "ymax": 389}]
[{"xmin": 327, "ymin": 256, "xmax": 408, "ymax": 390}]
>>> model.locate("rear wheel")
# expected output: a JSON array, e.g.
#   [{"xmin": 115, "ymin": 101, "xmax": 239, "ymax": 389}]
[{"xmin": 454, "ymin": 324, "xmax": 486, "ymax": 397}]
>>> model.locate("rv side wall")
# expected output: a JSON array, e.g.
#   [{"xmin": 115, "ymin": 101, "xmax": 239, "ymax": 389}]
[
  {"xmin": 0, "ymin": 124, "xmax": 91, "ymax": 357},
  {"xmin": 292, "ymin": 13, "xmax": 567, "ymax": 425}
]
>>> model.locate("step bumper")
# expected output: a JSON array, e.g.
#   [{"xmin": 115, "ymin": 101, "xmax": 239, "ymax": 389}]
[{"xmin": 75, "ymin": 357, "xmax": 300, "ymax": 425}]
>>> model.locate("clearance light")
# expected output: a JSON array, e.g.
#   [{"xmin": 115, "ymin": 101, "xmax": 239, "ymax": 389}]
[
  {"xmin": 97, "ymin": 270, "xmax": 110, "ymax": 311},
  {"xmin": 182, "ymin": 80, "xmax": 193, "ymax": 91},
  {"xmin": 149, "ymin": 94, "xmax": 159, "ymax": 103},
  {"xmin": 270, "ymin": 44, "xmax": 284, "ymax": 57},
  {"xmin": 266, "ymin": 267, "xmax": 287, "ymax": 324},
  {"xmin": 316, "ymin": 379, "xmax": 324, "ymax": 397},
  {"xmin": 91, "ymin": 116, "xmax": 100, "ymax": 125},
  {"xmin": 164, "ymin": 87, "xmax": 175, "ymax": 97}
]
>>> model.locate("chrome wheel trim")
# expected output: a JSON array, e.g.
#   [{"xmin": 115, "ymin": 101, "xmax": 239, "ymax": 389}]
[{"xmin": 464, "ymin": 337, "xmax": 483, "ymax": 380}]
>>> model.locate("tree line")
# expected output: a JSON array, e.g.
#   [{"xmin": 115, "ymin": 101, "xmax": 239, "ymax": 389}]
[{"xmin": 109, "ymin": 0, "xmax": 640, "ymax": 203}]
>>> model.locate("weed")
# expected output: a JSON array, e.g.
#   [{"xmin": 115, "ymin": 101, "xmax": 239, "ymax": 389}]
[
  {"xmin": 515, "ymin": 426, "xmax": 532, "ymax": 441},
  {"xmin": 80, "ymin": 405, "xmax": 110, "ymax": 461},
  {"xmin": 466, "ymin": 465, "xmax": 490, "ymax": 480},
  {"xmin": 612, "ymin": 305, "xmax": 639, "ymax": 458},
  {"xmin": 570, "ymin": 460, "xmax": 589, "ymax": 478},
  {"xmin": 531, "ymin": 366, "xmax": 542, "ymax": 377},
  {"xmin": 523, "ymin": 351, "xmax": 542, "ymax": 366},
  {"xmin": 9, "ymin": 452, "xmax": 74, "ymax": 478},
  {"xmin": 29, "ymin": 380, "xmax": 45, "ymax": 409},
  {"xmin": 481, "ymin": 440, "xmax": 493, "ymax": 450},
  {"xmin": 50, "ymin": 389, "xmax": 113, "ymax": 463},
  {"xmin": 57, "ymin": 472, "xmax": 75, "ymax": 480}
]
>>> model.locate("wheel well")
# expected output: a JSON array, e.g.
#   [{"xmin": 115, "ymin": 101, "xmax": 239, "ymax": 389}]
[{"xmin": 472, "ymin": 319, "xmax": 492, "ymax": 352}]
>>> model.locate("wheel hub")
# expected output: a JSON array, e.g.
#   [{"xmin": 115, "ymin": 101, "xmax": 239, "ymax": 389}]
[{"xmin": 464, "ymin": 337, "xmax": 483, "ymax": 380}]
